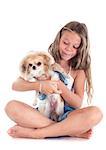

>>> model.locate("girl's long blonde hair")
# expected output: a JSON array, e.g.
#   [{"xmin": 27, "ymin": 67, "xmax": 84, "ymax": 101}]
[{"xmin": 48, "ymin": 21, "xmax": 93, "ymax": 102}]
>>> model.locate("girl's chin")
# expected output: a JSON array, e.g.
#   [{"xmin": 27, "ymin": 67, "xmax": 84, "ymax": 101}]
[{"xmin": 61, "ymin": 56, "xmax": 72, "ymax": 61}]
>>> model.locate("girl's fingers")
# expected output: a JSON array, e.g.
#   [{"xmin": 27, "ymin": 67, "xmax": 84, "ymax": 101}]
[{"xmin": 42, "ymin": 81, "xmax": 60, "ymax": 94}]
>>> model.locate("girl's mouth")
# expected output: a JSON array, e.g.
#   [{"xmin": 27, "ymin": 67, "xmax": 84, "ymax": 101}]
[{"xmin": 62, "ymin": 52, "xmax": 73, "ymax": 57}]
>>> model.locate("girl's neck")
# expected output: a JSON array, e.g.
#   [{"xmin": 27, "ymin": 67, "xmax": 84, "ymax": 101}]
[
  {"xmin": 59, "ymin": 60, "xmax": 69, "ymax": 67},
  {"xmin": 59, "ymin": 60, "xmax": 71, "ymax": 74}
]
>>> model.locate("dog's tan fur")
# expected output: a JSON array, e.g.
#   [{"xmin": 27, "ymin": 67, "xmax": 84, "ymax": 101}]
[{"xmin": 19, "ymin": 51, "xmax": 65, "ymax": 121}]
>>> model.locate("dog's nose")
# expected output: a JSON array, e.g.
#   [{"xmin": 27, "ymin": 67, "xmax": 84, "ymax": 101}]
[{"xmin": 32, "ymin": 66, "xmax": 36, "ymax": 70}]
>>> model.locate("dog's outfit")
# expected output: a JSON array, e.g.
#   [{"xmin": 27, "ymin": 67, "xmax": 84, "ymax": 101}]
[
  {"xmin": 35, "ymin": 70, "xmax": 76, "ymax": 122},
  {"xmin": 54, "ymin": 71, "xmax": 76, "ymax": 121}
]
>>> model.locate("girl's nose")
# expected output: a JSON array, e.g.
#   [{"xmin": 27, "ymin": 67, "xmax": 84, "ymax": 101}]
[{"xmin": 66, "ymin": 45, "xmax": 73, "ymax": 52}]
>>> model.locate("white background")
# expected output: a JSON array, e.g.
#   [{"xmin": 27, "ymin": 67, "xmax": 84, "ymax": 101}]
[{"xmin": 0, "ymin": 0, "xmax": 106, "ymax": 149}]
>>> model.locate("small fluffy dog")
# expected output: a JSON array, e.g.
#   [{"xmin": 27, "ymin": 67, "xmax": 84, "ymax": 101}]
[{"xmin": 19, "ymin": 51, "xmax": 65, "ymax": 121}]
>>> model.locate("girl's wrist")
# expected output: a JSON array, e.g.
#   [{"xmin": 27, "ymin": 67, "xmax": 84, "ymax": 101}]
[{"xmin": 39, "ymin": 82, "xmax": 42, "ymax": 93}]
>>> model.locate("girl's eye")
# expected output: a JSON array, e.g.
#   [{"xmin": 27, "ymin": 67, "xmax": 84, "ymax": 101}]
[
  {"xmin": 37, "ymin": 62, "xmax": 41, "ymax": 66},
  {"xmin": 63, "ymin": 41, "xmax": 68, "ymax": 45}
]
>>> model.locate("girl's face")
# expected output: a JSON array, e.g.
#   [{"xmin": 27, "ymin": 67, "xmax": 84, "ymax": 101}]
[{"xmin": 59, "ymin": 30, "xmax": 81, "ymax": 61}]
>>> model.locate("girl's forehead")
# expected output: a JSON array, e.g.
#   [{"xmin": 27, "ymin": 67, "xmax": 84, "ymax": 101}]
[{"xmin": 61, "ymin": 30, "xmax": 81, "ymax": 43}]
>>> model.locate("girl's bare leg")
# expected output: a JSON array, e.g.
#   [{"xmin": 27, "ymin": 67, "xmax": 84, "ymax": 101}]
[
  {"xmin": 31, "ymin": 106, "xmax": 102, "ymax": 139},
  {"xmin": 5, "ymin": 100, "xmax": 55, "ymax": 138},
  {"xmin": 5, "ymin": 100, "xmax": 54, "ymax": 128},
  {"xmin": 5, "ymin": 101, "xmax": 103, "ymax": 139}
]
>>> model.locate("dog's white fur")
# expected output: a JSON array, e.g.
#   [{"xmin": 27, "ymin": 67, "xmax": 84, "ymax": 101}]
[{"xmin": 19, "ymin": 51, "xmax": 65, "ymax": 121}]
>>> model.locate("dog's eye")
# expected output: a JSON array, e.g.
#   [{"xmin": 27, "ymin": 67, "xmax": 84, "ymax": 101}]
[
  {"xmin": 37, "ymin": 62, "xmax": 41, "ymax": 66},
  {"xmin": 29, "ymin": 63, "xmax": 32, "ymax": 67}
]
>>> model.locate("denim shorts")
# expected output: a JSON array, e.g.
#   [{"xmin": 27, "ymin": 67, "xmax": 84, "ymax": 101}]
[
  {"xmin": 57, "ymin": 105, "xmax": 76, "ymax": 122},
  {"xmin": 36, "ymin": 105, "xmax": 75, "ymax": 122}
]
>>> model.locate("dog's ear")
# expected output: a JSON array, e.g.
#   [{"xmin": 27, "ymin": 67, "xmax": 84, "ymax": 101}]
[
  {"xmin": 44, "ymin": 53, "xmax": 55, "ymax": 66},
  {"xmin": 21, "ymin": 64, "xmax": 26, "ymax": 73},
  {"xmin": 20, "ymin": 59, "xmax": 27, "ymax": 73},
  {"xmin": 43, "ymin": 54, "xmax": 55, "ymax": 67},
  {"xmin": 49, "ymin": 56, "xmax": 55, "ymax": 66}
]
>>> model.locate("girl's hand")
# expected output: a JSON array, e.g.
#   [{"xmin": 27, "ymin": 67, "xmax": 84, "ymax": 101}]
[{"xmin": 40, "ymin": 80, "xmax": 62, "ymax": 95}]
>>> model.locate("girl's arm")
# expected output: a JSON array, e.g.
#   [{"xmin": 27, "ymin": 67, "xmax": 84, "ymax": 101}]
[
  {"xmin": 58, "ymin": 70, "xmax": 86, "ymax": 108},
  {"xmin": 12, "ymin": 77, "xmax": 59, "ymax": 95},
  {"xmin": 12, "ymin": 77, "xmax": 40, "ymax": 91}
]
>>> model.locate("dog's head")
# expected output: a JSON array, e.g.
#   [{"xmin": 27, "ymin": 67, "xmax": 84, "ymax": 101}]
[{"xmin": 20, "ymin": 51, "xmax": 55, "ymax": 80}]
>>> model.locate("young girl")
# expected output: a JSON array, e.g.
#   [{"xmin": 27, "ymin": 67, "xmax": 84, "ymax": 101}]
[{"xmin": 5, "ymin": 21, "xmax": 103, "ymax": 139}]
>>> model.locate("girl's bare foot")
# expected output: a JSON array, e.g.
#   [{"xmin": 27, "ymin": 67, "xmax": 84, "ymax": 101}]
[
  {"xmin": 7, "ymin": 125, "xmax": 42, "ymax": 139},
  {"xmin": 74, "ymin": 129, "xmax": 92, "ymax": 139},
  {"xmin": 7, "ymin": 125, "xmax": 92, "ymax": 139}
]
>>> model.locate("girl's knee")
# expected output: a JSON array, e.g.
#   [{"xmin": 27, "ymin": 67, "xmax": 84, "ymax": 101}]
[
  {"xmin": 78, "ymin": 106, "xmax": 103, "ymax": 125},
  {"xmin": 5, "ymin": 100, "xmax": 19, "ymax": 115},
  {"xmin": 90, "ymin": 106, "xmax": 103, "ymax": 122}
]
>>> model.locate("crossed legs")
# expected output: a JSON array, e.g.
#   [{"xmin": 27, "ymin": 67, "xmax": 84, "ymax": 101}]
[{"xmin": 5, "ymin": 100, "xmax": 103, "ymax": 139}]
